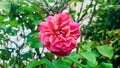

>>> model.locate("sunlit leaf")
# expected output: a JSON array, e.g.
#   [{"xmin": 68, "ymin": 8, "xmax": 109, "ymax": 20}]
[
  {"xmin": 48, "ymin": 0, "xmax": 55, "ymax": 2},
  {"xmin": 65, "ymin": 51, "xmax": 80, "ymax": 64},
  {"xmin": 0, "ymin": 1, "xmax": 11, "ymax": 12},
  {"xmin": 27, "ymin": 60, "xmax": 44, "ymax": 68},
  {"xmin": 30, "ymin": 38, "xmax": 43, "ymax": 48},
  {"xmin": 98, "ymin": 62, "xmax": 113, "ymax": 68},
  {"xmin": 41, "ymin": 58, "xmax": 55, "ymax": 68},
  {"xmin": 80, "ymin": 51, "xmax": 98, "ymax": 66},
  {"xmin": 97, "ymin": 45, "xmax": 113, "ymax": 59},
  {"xmin": 53, "ymin": 60, "xmax": 70, "ymax": 68},
  {"xmin": 0, "ymin": 34, "xmax": 4, "ymax": 38}
]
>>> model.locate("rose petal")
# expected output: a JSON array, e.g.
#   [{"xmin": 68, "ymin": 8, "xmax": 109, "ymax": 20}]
[{"xmin": 38, "ymin": 13, "xmax": 80, "ymax": 56}]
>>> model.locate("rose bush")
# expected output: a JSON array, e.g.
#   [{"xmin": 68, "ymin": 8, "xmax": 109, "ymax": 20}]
[{"xmin": 38, "ymin": 13, "xmax": 80, "ymax": 56}]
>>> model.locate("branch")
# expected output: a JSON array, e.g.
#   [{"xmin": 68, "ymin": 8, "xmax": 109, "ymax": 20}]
[
  {"xmin": 78, "ymin": 0, "xmax": 94, "ymax": 22},
  {"xmin": 84, "ymin": 1, "xmax": 97, "ymax": 40},
  {"xmin": 42, "ymin": 0, "xmax": 49, "ymax": 7},
  {"xmin": 87, "ymin": 2, "xmax": 97, "ymax": 26},
  {"xmin": 19, "ymin": 23, "xmax": 26, "ymax": 49},
  {"xmin": 2, "ymin": 32, "xmax": 19, "ymax": 48},
  {"xmin": 0, "ymin": 64, "xmax": 5, "ymax": 68},
  {"xmin": 77, "ymin": 1, "xmax": 84, "ymax": 22},
  {"xmin": 59, "ymin": 0, "xmax": 69, "ymax": 13},
  {"xmin": 26, "ymin": 0, "xmax": 50, "ymax": 15},
  {"xmin": 48, "ymin": 0, "xmax": 59, "ymax": 14},
  {"xmin": 8, "ymin": 39, "xmax": 19, "ymax": 48}
]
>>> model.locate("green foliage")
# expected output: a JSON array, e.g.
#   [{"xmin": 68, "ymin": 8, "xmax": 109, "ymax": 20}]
[
  {"xmin": 48, "ymin": 0, "xmax": 55, "ymax": 2},
  {"xmin": 26, "ymin": 60, "xmax": 44, "ymax": 68},
  {"xmin": 97, "ymin": 45, "xmax": 113, "ymax": 59},
  {"xmin": 64, "ymin": 51, "xmax": 81, "ymax": 67},
  {"xmin": 0, "ymin": 1, "xmax": 11, "ymax": 12},
  {"xmin": 41, "ymin": 58, "xmax": 55, "ymax": 68},
  {"xmin": 98, "ymin": 62, "xmax": 113, "ymax": 68},
  {"xmin": 27, "ymin": 32, "xmax": 43, "ymax": 48},
  {"xmin": 53, "ymin": 60, "xmax": 70, "ymax": 68},
  {"xmin": 81, "ymin": 51, "xmax": 98, "ymax": 67}
]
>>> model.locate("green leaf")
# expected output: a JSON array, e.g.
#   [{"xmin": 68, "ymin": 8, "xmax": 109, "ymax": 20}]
[
  {"xmin": 81, "ymin": 44, "xmax": 92, "ymax": 51},
  {"xmin": 10, "ymin": 20, "xmax": 18, "ymax": 27},
  {"xmin": 79, "ymin": 0, "xmax": 84, "ymax": 2},
  {"xmin": 27, "ymin": 32, "xmax": 43, "ymax": 48},
  {"xmin": 96, "ymin": 45, "xmax": 113, "ymax": 59},
  {"xmin": 64, "ymin": 52, "xmax": 84, "ymax": 67},
  {"xmin": 34, "ymin": 20, "xmax": 41, "ymax": 25},
  {"xmin": 48, "ymin": 0, "xmax": 55, "ymax": 2},
  {"xmin": 87, "ymin": 61, "xmax": 97, "ymax": 68},
  {"xmin": 98, "ymin": 62, "xmax": 113, "ymax": 68},
  {"xmin": 26, "ymin": 60, "xmax": 44, "ymax": 68},
  {"xmin": 95, "ymin": 0, "xmax": 104, "ymax": 3},
  {"xmin": 78, "ymin": 40, "xmax": 93, "ymax": 52},
  {"xmin": 69, "ymin": 10, "xmax": 76, "ymax": 15},
  {"xmin": 0, "ymin": 34, "xmax": 4, "ymax": 38},
  {"xmin": 74, "ymin": 2, "xmax": 77, "ymax": 7},
  {"xmin": 106, "ymin": 31, "xmax": 112, "ymax": 37},
  {"xmin": 53, "ymin": 60, "xmax": 70, "ymax": 68},
  {"xmin": 0, "ymin": 16, "xmax": 5, "ymax": 24},
  {"xmin": 65, "ymin": 51, "xmax": 80, "ymax": 64},
  {"xmin": 41, "ymin": 58, "xmax": 55, "ymax": 68},
  {"xmin": 118, "ymin": 40, "xmax": 120, "ymax": 45},
  {"xmin": 0, "ymin": 1, "xmax": 11, "ymax": 12},
  {"xmin": 3, "ymin": 26, "xmax": 18, "ymax": 36},
  {"xmin": 21, "ymin": 51, "xmax": 33, "ymax": 60},
  {"xmin": 63, "ymin": 59, "xmax": 72, "ymax": 67},
  {"xmin": 93, "ymin": 50, "xmax": 100, "ymax": 58},
  {"xmin": 80, "ymin": 51, "xmax": 98, "ymax": 66},
  {"xmin": 30, "ymin": 37, "xmax": 43, "ymax": 48}
]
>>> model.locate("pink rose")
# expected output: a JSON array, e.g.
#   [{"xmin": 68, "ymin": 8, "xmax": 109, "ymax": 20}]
[{"xmin": 38, "ymin": 13, "xmax": 80, "ymax": 56}]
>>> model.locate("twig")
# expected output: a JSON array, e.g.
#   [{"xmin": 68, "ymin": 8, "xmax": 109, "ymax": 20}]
[
  {"xmin": 42, "ymin": 0, "xmax": 49, "ymax": 7},
  {"xmin": 49, "ymin": 0, "xmax": 59, "ymax": 14},
  {"xmin": 77, "ymin": 1, "xmax": 84, "ymax": 22},
  {"xmin": 78, "ymin": 0, "xmax": 94, "ymax": 22},
  {"xmin": 40, "ymin": 46, "xmax": 45, "ymax": 57},
  {"xmin": 8, "ymin": 39, "xmax": 19, "ymax": 48},
  {"xmin": 59, "ymin": 0, "xmax": 69, "ymax": 13},
  {"xmin": 26, "ymin": 0, "xmax": 50, "ymax": 15},
  {"xmin": 87, "ymin": 2, "xmax": 97, "ymax": 26},
  {"xmin": 0, "ymin": 64, "xmax": 5, "ymax": 68},
  {"xmin": 83, "ymin": 1, "xmax": 97, "ymax": 40},
  {"xmin": 2, "ymin": 30, "xmax": 19, "ymax": 48},
  {"xmin": 110, "ymin": 38, "xmax": 119, "ymax": 46},
  {"xmin": 19, "ymin": 23, "xmax": 26, "ymax": 49}
]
